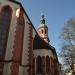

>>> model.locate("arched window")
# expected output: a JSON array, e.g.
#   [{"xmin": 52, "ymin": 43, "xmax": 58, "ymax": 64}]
[
  {"xmin": 0, "ymin": 6, "xmax": 12, "ymax": 60},
  {"xmin": 33, "ymin": 58, "xmax": 35, "ymax": 74},
  {"xmin": 46, "ymin": 56, "xmax": 50, "ymax": 73},
  {"xmin": 45, "ymin": 29, "xmax": 47, "ymax": 34},
  {"xmin": 53, "ymin": 59, "xmax": 56, "ymax": 74},
  {"xmin": 50, "ymin": 57, "xmax": 51, "ymax": 72},
  {"xmin": 36, "ymin": 56, "xmax": 42, "ymax": 74},
  {"xmin": 50, "ymin": 57, "xmax": 54, "ymax": 74},
  {"xmin": 41, "ymin": 29, "xmax": 43, "ymax": 34},
  {"xmin": 42, "ymin": 56, "xmax": 45, "ymax": 74}
]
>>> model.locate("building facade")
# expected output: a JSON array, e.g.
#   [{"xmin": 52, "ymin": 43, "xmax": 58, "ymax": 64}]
[{"xmin": 0, "ymin": 0, "xmax": 59, "ymax": 75}]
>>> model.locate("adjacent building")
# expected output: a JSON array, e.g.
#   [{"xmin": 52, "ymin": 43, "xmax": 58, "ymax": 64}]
[{"xmin": 0, "ymin": 0, "xmax": 59, "ymax": 75}]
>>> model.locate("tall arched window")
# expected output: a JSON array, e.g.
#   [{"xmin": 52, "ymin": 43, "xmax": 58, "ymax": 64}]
[
  {"xmin": 42, "ymin": 56, "xmax": 45, "ymax": 74},
  {"xmin": 50, "ymin": 57, "xmax": 54, "ymax": 74},
  {"xmin": 46, "ymin": 56, "xmax": 50, "ymax": 74},
  {"xmin": 0, "ymin": 6, "xmax": 12, "ymax": 60},
  {"xmin": 36, "ymin": 56, "xmax": 42, "ymax": 74},
  {"xmin": 33, "ymin": 58, "xmax": 35, "ymax": 74}
]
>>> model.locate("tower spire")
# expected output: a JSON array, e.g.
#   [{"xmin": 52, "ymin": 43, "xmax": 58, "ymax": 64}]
[
  {"xmin": 40, "ymin": 15, "xmax": 45, "ymax": 24},
  {"xmin": 38, "ymin": 15, "xmax": 50, "ymax": 43}
]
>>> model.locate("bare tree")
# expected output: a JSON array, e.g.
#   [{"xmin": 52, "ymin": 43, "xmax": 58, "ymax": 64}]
[{"xmin": 60, "ymin": 18, "xmax": 75, "ymax": 69}]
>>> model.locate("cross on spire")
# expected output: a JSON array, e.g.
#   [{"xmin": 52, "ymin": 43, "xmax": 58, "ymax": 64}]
[{"xmin": 40, "ymin": 15, "xmax": 45, "ymax": 24}]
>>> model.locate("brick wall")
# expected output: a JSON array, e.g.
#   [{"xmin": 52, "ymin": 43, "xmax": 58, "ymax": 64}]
[{"xmin": 10, "ymin": 8, "xmax": 25, "ymax": 75}]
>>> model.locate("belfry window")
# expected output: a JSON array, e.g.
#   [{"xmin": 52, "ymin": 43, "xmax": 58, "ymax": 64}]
[
  {"xmin": 41, "ymin": 30, "xmax": 43, "ymax": 33},
  {"xmin": 0, "ymin": 6, "xmax": 12, "ymax": 60},
  {"xmin": 45, "ymin": 30, "xmax": 47, "ymax": 34}
]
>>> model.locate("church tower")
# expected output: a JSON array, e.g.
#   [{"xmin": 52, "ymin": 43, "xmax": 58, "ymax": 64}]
[
  {"xmin": 38, "ymin": 15, "xmax": 49, "ymax": 43},
  {"xmin": 33, "ymin": 15, "xmax": 59, "ymax": 75}
]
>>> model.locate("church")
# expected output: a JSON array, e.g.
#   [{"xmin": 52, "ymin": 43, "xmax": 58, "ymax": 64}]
[{"xmin": 0, "ymin": 0, "xmax": 59, "ymax": 75}]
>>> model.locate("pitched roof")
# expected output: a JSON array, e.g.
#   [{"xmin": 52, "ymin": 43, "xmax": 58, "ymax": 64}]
[{"xmin": 33, "ymin": 35, "xmax": 54, "ymax": 50}]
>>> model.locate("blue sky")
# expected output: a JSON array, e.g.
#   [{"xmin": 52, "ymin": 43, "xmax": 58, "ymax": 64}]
[{"xmin": 18, "ymin": 0, "xmax": 75, "ymax": 53}]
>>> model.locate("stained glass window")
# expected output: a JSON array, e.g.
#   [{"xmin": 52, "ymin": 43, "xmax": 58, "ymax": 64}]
[{"xmin": 0, "ymin": 6, "xmax": 12, "ymax": 60}]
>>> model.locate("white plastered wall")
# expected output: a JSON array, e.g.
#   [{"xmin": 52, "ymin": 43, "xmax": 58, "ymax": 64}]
[{"xmin": 33, "ymin": 49, "xmax": 56, "ymax": 59}]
